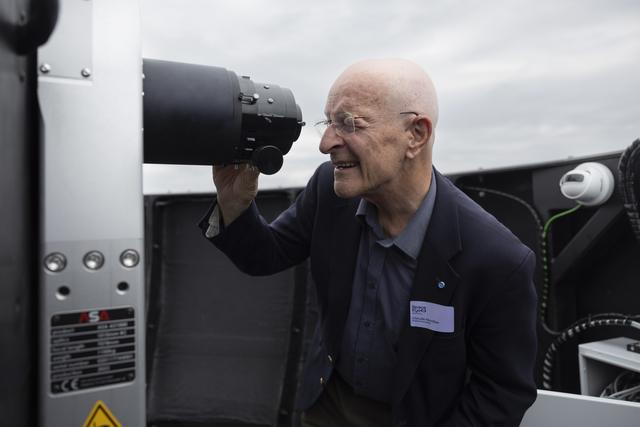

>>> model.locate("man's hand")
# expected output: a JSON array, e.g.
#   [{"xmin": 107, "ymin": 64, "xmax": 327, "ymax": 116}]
[{"xmin": 212, "ymin": 164, "xmax": 260, "ymax": 226}]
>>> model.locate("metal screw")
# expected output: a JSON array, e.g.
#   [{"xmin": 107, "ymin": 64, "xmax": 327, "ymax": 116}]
[
  {"xmin": 252, "ymin": 93, "xmax": 260, "ymax": 101},
  {"xmin": 267, "ymin": 98, "xmax": 274, "ymax": 104},
  {"xmin": 81, "ymin": 68, "xmax": 91, "ymax": 78},
  {"xmin": 83, "ymin": 250, "xmax": 105, "ymax": 270},
  {"xmin": 39, "ymin": 63, "xmax": 51, "ymax": 74},
  {"xmin": 263, "ymin": 84, "xmax": 270, "ymax": 89},
  {"xmin": 44, "ymin": 252, "xmax": 66, "ymax": 272},
  {"xmin": 120, "ymin": 249, "xmax": 140, "ymax": 268}
]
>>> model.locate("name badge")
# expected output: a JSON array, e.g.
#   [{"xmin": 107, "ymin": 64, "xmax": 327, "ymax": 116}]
[{"xmin": 410, "ymin": 301, "xmax": 454, "ymax": 333}]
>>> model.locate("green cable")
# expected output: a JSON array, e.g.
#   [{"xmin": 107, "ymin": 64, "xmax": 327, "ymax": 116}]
[
  {"xmin": 542, "ymin": 204, "xmax": 582, "ymax": 239},
  {"xmin": 539, "ymin": 204, "xmax": 582, "ymax": 334}
]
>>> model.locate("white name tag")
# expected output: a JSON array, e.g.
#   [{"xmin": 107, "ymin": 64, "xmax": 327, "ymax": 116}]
[{"xmin": 410, "ymin": 301, "xmax": 455, "ymax": 333}]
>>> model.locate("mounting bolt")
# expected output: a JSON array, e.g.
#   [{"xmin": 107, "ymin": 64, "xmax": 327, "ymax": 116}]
[
  {"xmin": 39, "ymin": 63, "xmax": 51, "ymax": 74},
  {"xmin": 44, "ymin": 252, "xmax": 67, "ymax": 272},
  {"xmin": 81, "ymin": 68, "xmax": 91, "ymax": 78},
  {"xmin": 267, "ymin": 98, "xmax": 275, "ymax": 104}
]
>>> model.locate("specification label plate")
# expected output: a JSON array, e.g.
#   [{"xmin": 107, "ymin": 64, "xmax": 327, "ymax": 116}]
[{"xmin": 50, "ymin": 307, "xmax": 135, "ymax": 394}]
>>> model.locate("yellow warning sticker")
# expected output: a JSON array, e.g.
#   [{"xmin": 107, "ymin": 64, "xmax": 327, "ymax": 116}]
[{"xmin": 82, "ymin": 400, "xmax": 122, "ymax": 427}]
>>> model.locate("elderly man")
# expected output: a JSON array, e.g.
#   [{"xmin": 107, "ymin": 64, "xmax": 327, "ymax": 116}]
[{"xmin": 201, "ymin": 59, "xmax": 537, "ymax": 427}]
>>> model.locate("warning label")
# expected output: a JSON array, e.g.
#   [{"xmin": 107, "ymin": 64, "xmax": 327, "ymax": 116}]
[
  {"xmin": 82, "ymin": 400, "xmax": 122, "ymax": 427},
  {"xmin": 50, "ymin": 307, "xmax": 135, "ymax": 394}
]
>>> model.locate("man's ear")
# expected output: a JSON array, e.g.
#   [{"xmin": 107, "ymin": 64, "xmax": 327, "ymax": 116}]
[
  {"xmin": 413, "ymin": 116, "xmax": 432, "ymax": 143},
  {"xmin": 406, "ymin": 116, "xmax": 432, "ymax": 159}
]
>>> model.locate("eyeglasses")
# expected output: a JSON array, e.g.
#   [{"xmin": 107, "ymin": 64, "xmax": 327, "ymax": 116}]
[{"xmin": 314, "ymin": 111, "xmax": 419, "ymax": 136}]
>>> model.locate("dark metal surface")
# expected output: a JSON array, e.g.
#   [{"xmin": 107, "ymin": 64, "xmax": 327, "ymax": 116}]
[
  {"xmin": 0, "ymin": 0, "xmax": 57, "ymax": 55},
  {"xmin": 0, "ymin": 0, "xmax": 53, "ymax": 425},
  {"xmin": 13, "ymin": 0, "xmax": 58, "ymax": 54},
  {"xmin": 551, "ymin": 204, "xmax": 625, "ymax": 285}
]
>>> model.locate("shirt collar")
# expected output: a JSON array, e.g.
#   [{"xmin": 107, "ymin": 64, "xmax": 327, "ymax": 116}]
[{"xmin": 356, "ymin": 171, "xmax": 437, "ymax": 260}]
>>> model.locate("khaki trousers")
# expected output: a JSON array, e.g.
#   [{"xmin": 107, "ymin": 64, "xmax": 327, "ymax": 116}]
[{"xmin": 301, "ymin": 373, "xmax": 392, "ymax": 427}]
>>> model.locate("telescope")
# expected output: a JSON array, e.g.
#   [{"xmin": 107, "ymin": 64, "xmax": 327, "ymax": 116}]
[{"xmin": 143, "ymin": 59, "xmax": 304, "ymax": 174}]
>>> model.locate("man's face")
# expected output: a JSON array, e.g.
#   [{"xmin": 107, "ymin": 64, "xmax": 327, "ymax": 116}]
[{"xmin": 319, "ymin": 82, "xmax": 411, "ymax": 200}]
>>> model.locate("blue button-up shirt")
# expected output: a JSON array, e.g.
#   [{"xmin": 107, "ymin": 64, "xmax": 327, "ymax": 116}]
[{"xmin": 336, "ymin": 173, "xmax": 437, "ymax": 403}]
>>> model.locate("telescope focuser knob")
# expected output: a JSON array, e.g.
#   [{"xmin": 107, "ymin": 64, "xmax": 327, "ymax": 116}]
[{"xmin": 251, "ymin": 145, "xmax": 284, "ymax": 175}]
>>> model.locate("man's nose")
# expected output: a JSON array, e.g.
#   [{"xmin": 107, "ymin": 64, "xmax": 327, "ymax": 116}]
[{"xmin": 319, "ymin": 128, "xmax": 345, "ymax": 154}]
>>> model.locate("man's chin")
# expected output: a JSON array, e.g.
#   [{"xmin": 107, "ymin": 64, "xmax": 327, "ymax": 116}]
[{"xmin": 333, "ymin": 183, "xmax": 361, "ymax": 199}]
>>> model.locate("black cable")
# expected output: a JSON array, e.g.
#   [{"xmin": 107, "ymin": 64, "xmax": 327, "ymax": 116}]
[
  {"xmin": 601, "ymin": 371, "xmax": 640, "ymax": 401},
  {"xmin": 618, "ymin": 138, "xmax": 640, "ymax": 243},
  {"xmin": 540, "ymin": 205, "xmax": 583, "ymax": 334},
  {"xmin": 462, "ymin": 186, "xmax": 563, "ymax": 335},
  {"xmin": 461, "ymin": 186, "xmax": 544, "ymax": 233},
  {"xmin": 564, "ymin": 312, "xmax": 640, "ymax": 331},
  {"xmin": 541, "ymin": 317, "xmax": 640, "ymax": 390}
]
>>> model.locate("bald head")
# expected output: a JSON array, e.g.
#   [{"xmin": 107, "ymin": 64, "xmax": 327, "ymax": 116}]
[
  {"xmin": 330, "ymin": 58, "xmax": 439, "ymax": 130},
  {"xmin": 320, "ymin": 58, "xmax": 438, "ymax": 207}
]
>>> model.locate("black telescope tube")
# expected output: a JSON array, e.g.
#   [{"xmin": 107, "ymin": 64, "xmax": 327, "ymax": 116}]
[{"xmin": 142, "ymin": 59, "xmax": 304, "ymax": 175}]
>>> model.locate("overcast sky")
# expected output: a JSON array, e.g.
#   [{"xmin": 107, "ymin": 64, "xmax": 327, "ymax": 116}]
[{"xmin": 141, "ymin": 0, "xmax": 640, "ymax": 194}]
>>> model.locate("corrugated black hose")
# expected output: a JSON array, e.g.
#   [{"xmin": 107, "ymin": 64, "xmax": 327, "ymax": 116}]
[{"xmin": 617, "ymin": 138, "xmax": 640, "ymax": 243}]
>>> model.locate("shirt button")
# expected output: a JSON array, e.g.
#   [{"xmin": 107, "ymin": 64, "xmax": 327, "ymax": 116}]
[
  {"xmin": 320, "ymin": 376, "xmax": 325, "ymax": 386},
  {"xmin": 364, "ymin": 320, "xmax": 371, "ymax": 328},
  {"xmin": 357, "ymin": 356, "xmax": 365, "ymax": 364}
]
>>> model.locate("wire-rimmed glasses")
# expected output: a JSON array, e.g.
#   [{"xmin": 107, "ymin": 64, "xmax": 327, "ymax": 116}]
[{"xmin": 314, "ymin": 111, "xmax": 419, "ymax": 137}]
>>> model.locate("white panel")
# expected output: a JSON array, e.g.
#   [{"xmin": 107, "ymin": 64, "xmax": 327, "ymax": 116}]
[
  {"xmin": 521, "ymin": 389, "xmax": 640, "ymax": 427},
  {"xmin": 38, "ymin": 1, "xmax": 145, "ymax": 426},
  {"xmin": 39, "ymin": 0, "xmax": 143, "ymax": 242},
  {"xmin": 38, "ymin": 0, "xmax": 92, "ymax": 80},
  {"xmin": 579, "ymin": 337, "xmax": 640, "ymax": 396}
]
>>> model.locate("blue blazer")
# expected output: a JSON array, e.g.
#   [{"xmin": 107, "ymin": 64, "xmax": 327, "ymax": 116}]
[{"xmin": 203, "ymin": 162, "xmax": 538, "ymax": 427}]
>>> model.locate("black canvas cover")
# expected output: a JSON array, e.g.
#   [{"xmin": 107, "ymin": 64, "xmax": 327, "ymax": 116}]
[{"xmin": 146, "ymin": 193, "xmax": 312, "ymax": 426}]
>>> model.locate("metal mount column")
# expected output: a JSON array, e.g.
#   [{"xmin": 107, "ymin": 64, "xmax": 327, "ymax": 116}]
[{"xmin": 37, "ymin": 0, "xmax": 145, "ymax": 425}]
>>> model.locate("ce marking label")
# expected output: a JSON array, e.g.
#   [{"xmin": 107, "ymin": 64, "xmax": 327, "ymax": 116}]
[{"xmin": 59, "ymin": 378, "xmax": 79, "ymax": 392}]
